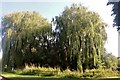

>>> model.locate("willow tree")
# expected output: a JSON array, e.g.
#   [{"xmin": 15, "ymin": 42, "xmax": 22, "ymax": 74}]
[
  {"xmin": 2, "ymin": 11, "xmax": 52, "ymax": 70},
  {"xmin": 53, "ymin": 4, "xmax": 107, "ymax": 73}
]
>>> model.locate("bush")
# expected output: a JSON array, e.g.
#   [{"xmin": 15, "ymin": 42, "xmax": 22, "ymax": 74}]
[
  {"xmin": 12, "ymin": 66, "xmax": 81, "ymax": 78},
  {"xmin": 12, "ymin": 66, "xmax": 119, "ymax": 78},
  {"xmin": 62, "ymin": 69, "xmax": 81, "ymax": 78},
  {"xmin": 13, "ymin": 65, "xmax": 59, "ymax": 76},
  {"xmin": 82, "ymin": 69, "xmax": 118, "ymax": 78}
]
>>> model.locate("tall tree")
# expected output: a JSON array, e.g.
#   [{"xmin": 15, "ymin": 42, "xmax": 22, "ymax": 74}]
[
  {"xmin": 53, "ymin": 4, "xmax": 107, "ymax": 73},
  {"xmin": 2, "ymin": 11, "xmax": 52, "ymax": 70}
]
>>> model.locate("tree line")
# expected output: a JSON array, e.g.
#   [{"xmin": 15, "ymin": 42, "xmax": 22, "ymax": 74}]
[
  {"xmin": 107, "ymin": 1, "xmax": 120, "ymax": 30},
  {"xmin": 1, "ymin": 4, "xmax": 118, "ymax": 73}
]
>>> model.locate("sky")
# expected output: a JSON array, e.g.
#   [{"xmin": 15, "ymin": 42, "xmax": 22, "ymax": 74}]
[{"xmin": 0, "ymin": 0, "xmax": 118, "ymax": 57}]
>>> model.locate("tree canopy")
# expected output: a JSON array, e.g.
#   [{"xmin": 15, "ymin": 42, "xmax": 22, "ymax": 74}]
[
  {"xmin": 52, "ymin": 4, "xmax": 107, "ymax": 73},
  {"xmin": 2, "ymin": 11, "xmax": 52, "ymax": 69},
  {"xmin": 1, "ymin": 4, "xmax": 118, "ymax": 73},
  {"xmin": 107, "ymin": 1, "xmax": 120, "ymax": 30}
]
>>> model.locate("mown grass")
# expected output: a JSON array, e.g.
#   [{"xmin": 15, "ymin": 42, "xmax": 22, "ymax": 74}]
[
  {"xmin": 1, "ymin": 73, "xmax": 120, "ymax": 80},
  {"xmin": 1, "ymin": 73, "xmax": 80, "ymax": 80}
]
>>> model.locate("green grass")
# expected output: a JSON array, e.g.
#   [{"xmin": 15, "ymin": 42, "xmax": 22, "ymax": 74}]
[
  {"xmin": 1, "ymin": 73, "xmax": 80, "ymax": 80},
  {"xmin": 1, "ymin": 72, "xmax": 120, "ymax": 80},
  {"xmin": 5, "ymin": 77, "xmax": 120, "ymax": 80},
  {"xmin": 1, "ymin": 66, "xmax": 120, "ymax": 80}
]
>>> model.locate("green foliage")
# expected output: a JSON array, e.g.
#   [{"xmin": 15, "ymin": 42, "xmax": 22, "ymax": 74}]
[
  {"xmin": 2, "ymin": 4, "xmax": 117, "ymax": 75},
  {"xmin": 53, "ymin": 3, "xmax": 107, "ymax": 72},
  {"xmin": 107, "ymin": 2, "xmax": 120, "ymax": 30},
  {"xmin": 15, "ymin": 65, "xmax": 58, "ymax": 76},
  {"xmin": 2, "ymin": 66, "xmax": 119, "ymax": 79},
  {"xmin": 11, "ymin": 66, "xmax": 81, "ymax": 78},
  {"xmin": 83, "ymin": 69, "xmax": 118, "ymax": 78},
  {"xmin": 102, "ymin": 53, "xmax": 118, "ymax": 70},
  {"xmin": 2, "ymin": 11, "xmax": 52, "ymax": 70}
]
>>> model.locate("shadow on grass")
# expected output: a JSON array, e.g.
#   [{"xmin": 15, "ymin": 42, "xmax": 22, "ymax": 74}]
[
  {"xmin": 8, "ymin": 77, "xmax": 120, "ymax": 80},
  {"xmin": 9, "ymin": 77, "xmax": 90, "ymax": 80}
]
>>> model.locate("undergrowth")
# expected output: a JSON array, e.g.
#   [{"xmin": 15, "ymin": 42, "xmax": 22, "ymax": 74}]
[{"xmin": 5, "ymin": 65, "xmax": 120, "ymax": 78}]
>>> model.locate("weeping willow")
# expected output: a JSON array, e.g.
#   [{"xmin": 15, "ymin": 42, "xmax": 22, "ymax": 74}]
[
  {"xmin": 53, "ymin": 4, "xmax": 107, "ymax": 72},
  {"xmin": 2, "ymin": 4, "xmax": 107, "ymax": 72},
  {"xmin": 2, "ymin": 11, "xmax": 51, "ymax": 70}
]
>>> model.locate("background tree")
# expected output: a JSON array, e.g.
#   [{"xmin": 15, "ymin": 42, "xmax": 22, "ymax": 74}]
[
  {"xmin": 102, "ymin": 52, "xmax": 118, "ymax": 70},
  {"xmin": 107, "ymin": 1, "xmax": 120, "ymax": 30}
]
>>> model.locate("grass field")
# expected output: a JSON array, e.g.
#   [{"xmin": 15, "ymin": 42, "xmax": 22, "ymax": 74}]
[
  {"xmin": 1, "ymin": 73, "xmax": 120, "ymax": 80},
  {"xmin": 3, "ymin": 76, "xmax": 120, "ymax": 80},
  {"xmin": 1, "ymin": 66, "xmax": 120, "ymax": 80},
  {"xmin": 8, "ymin": 77, "xmax": 120, "ymax": 80}
]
